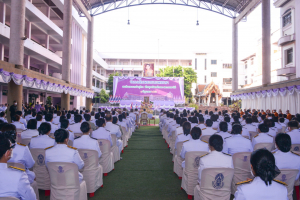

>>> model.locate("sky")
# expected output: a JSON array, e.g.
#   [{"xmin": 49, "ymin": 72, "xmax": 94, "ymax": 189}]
[{"xmin": 93, "ymin": 2, "xmax": 280, "ymax": 61}]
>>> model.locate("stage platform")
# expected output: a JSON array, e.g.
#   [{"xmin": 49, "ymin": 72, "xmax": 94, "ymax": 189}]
[{"xmin": 119, "ymin": 100, "xmax": 175, "ymax": 107}]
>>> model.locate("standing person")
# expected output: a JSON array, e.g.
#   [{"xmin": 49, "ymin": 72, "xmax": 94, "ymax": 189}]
[
  {"xmin": 234, "ymin": 149, "xmax": 288, "ymax": 200},
  {"xmin": 0, "ymin": 134, "xmax": 36, "ymax": 199},
  {"xmin": 40, "ymin": 104, "xmax": 45, "ymax": 112},
  {"xmin": 9, "ymin": 100, "xmax": 18, "ymax": 120},
  {"xmin": 34, "ymin": 102, "xmax": 41, "ymax": 112}
]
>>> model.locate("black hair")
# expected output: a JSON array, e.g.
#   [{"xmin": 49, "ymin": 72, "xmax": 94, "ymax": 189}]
[
  {"xmin": 182, "ymin": 122, "xmax": 191, "ymax": 136},
  {"xmin": 105, "ymin": 114, "xmax": 112, "ymax": 121},
  {"xmin": 80, "ymin": 122, "xmax": 91, "ymax": 133},
  {"xmin": 198, "ymin": 116, "xmax": 204, "ymax": 123},
  {"xmin": 219, "ymin": 121, "xmax": 228, "ymax": 132},
  {"xmin": 206, "ymin": 119, "xmax": 213, "ymax": 127},
  {"xmin": 54, "ymin": 129, "xmax": 69, "ymax": 143},
  {"xmin": 190, "ymin": 127, "xmax": 202, "ymax": 139},
  {"xmin": 118, "ymin": 115, "xmax": 123, "ymax": 122},
  {"xmin": 250, "ymin": 149, "xmax": 280, "ymax": 186},
  {"xmin": 288, "ymin": 120, "xmax": 299, "ymax": 128},
  {"xmin": 275, "ymin": 133, "xmax": 291, "ymax": 153},
  {"xmin": 180, "ymin": 118, "xmax": 187, "ymax": 126},
  {"xmin": 67, "ymin": 113, "xmax": 71, "ymax": 119},
  {"xmin": 96, "ymin": 118, "xmax": 105, "ymax": 127},
  {"xmin": 0, "ymin": 134, "xmax": 11, "ymax": 159},
  {"xmin": 60, "ymin": 119, "xmax": 69, "ymax": 129},
  {"xmin": 112, "ymin": 116, "xmax": 118, "ymax": 124},
  {"xmin": 231, "ymin": 124, "xmax": 242, "ymax": 135},
  {"xmin": 38, "ymin": 122, "xmax": 51, "ymax": 135},
  {"xmin": 252, "ymin": 116, "xmax": 258, "ymax": 123},
  {"xmin": 209, "ymin": 134, "xmax": 223, "ymax": 152},
  {"xmin": 176, "ymin": 117, "xmax": 181, "ymax": 124},
  {"xmin": 224, "ymin": 116, "xmax": 230, "ymax": 123},
  {"xmin": 0, "ymin": 112, "xmax": 4, "ymax": 117},
  {"xmin": 74, "ymin": 114, "xmax": 82, "ymax": 123},
  {"xmin": 191, "ymin": 116, "xmax": 198, "ymax": 124},
  {"xmin": 45, "ymin": 113, "xmax": 53, "ymax": 122},
  {"xmin": 246, "ymin": 118, "xmax": 252, "ymax": 124},
  {"xmin": 279, "ymin": 118, "xmax": 285, "ymax": 123},
  {"xmin": 183, "ymin": 112, "xmax": 187, "ymax": 117},
  {"xmin": 60, "ymin": 115, "xmax": 66, "ymax": 123},
  {"xmin": 84, "ymin": 114, "xmax": 91, "ymax": 121},
  {"xmin": 258, "ymin": 124, "xmax": 269, "ymax": 133},
  {"xmin": 36, "ymin": 114, "xmax": 43, "ymax": 121},
  {"xmin": 27, "ymin": 119, "xmax": 37, "ymax": 129},
  {"xmin": 12, "ymin": 115, "xmax": 20, "ymax": 122},
  {"xmin": 1, "ymin": 124, "xmax": 17, "ymax": 143}
]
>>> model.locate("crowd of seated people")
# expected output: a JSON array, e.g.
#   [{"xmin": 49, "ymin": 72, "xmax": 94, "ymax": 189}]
[
  {"xmin": 0, "ymin": 107, "xmax": 139, "ymax": 199},
  {"xmin": 160, "ymin": 108, "xmax": 300, "ymax": 200}
]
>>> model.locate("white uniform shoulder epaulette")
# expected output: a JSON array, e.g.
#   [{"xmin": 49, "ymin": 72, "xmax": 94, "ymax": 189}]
[
  {"xmin": 202, "ymin": 140, "xmax": 208, "ymax": 143},
  {"xmin": 253, "ymin": 134, "xmax": 259, "ymax": 138},
  {"xmin": 45, "ymin": 146, "xmax": 54, "ymax": 150},
  {"xmin": 17, "ymin": 143, "xmax": 26, "ymax": 146},
  {"xmin": 183, "ymin": 140, "xmax": 189, "ymax": 143},
  {"xmin": 49, "ymin": 136, "xmax": 55, "ymax": 139},
  {"xmin": 67, "ymin": 145, "xmax": 77, "ymax": 150},
  {"xmin": 222, "ymin": 152, "xmax": 232, "ymax": 156},
  {"xmin": 20, "ymin": 122, "xmax": 23, "ymax": 124},
  {"xmin": 178, "ymin": 133, "xmax": 183, "ymax": 135},
  {"xmin": 32, "ymin": 135, "xmax": 38, "ymax": 138},
  {"xmin": 69, "ymin": 130, "xmax": 73, "ymax": 132},
  {"xmin": 224, "ymin": 136, "xmax": 232, "ymax": 139},
  {"xmin": 236, "ymin": 179, "xmax": 253, "ymax": 185},
  {"xmin": 267, "ymin": 134, "xmax": 273, "ymax": 138},
  {"xmin": 200, "ymin": 153, "xmax": 209, "ymax": 158},
  {"xmin": 9, "ymin": 166, "xmax": 25, "ymax": 172},
  {"xmin": 202, "ymin": 128, "xmax": 206, "ymax": 130},
  {"xmin": 291, "ymin": 151, "xmax": 300, "ymax": 156},
  {"xmin": 273, "ymin": 179, "xmax": 287, "ymax": 186}
]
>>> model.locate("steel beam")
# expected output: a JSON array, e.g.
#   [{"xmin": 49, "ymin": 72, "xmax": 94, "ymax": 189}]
[
  {"xmin": 73, "ymin": 0, "xmax": 92, "ymax": 21},
  {"xmin": 235, "ymin": 0, "xmax": 261, "ymax": 24}
]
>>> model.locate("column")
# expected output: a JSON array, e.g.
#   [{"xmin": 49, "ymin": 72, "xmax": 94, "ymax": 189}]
[
  {"xmin": 216, "ymin": 94, "xmax": 219, "ymax": 106},
  {"xmin": 0, "ymin": 44, "xmax": 4, "ymax": 61},
  {"xmin": 26, "ymin": 21, "xmax": 31, "ymax": 39},
  {"xmin": 226, "ymin": 97, "xmax": 229, "ymax": 106},
  {"xmin": 24, "ymin": 55, "xmax": 30, "ymax": 69},
  {"xmin": 46, "ymin": 6, "xmax": 51, "ymax": 18},
  {"xmin": 207, "ymin": 95, "xmax": 210, "ymax": 106},
  {"xmin": 7, "ymin": 0, "xmax": 25, "ymax": 122},
  {"xmin": 61, "ymin": 0, "xmax": 72, "ymax": 111},
  {"xmin": 0, "ymin": 2, "xmax": 6, "ymax": 24},
  {"xmin": 85, "ymin": 16, "xmax": 94, "ymax": 111},
  {"xmin": 232, "ymin": 18, "xmax": 238, "ymax": 92},
  {"xmin": 44, "ymin": 63, "xmax": 48, "ymax": 75},
  {"xmin": 295, "ymin": 0, "xmax": 300, "ymax": 77},
  {"xmin": 262, "ymin": 0, "xmax": 271, "ymax": 86},
  {"xmin": 45, "ymin": 35, "xmax": 49, "ymax": 49}
]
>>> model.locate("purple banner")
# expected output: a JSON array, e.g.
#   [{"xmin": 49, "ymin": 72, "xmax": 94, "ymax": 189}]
[{"xmin": 113, "ymin": 76, "xmax": 184, "ymax": 101}]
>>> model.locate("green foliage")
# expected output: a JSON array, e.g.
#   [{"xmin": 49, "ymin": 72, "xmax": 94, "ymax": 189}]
[
  {"xmin": 99, "ymin": 89, "xmax": 109, "ymax": 103},
  {"xmin": 189, "ymin": 103, "xmax": 199, "ymax": 110},
  {"xmin": 107, "ymin": 72, "xmax": 121, "ymax": 96},
  {"xmin": 46, "ymin": 96, "xmax": 52, "ymax": 105},
  {"xmin": 156, "ymin": 66, "xmax": 197, "ymax": 98}
]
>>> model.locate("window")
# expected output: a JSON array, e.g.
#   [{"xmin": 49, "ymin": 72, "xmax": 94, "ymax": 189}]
[
  {"xmin": 211, "ymin": 72, "xmax": 217, "ymax": 77},
  {"xmin": 204, "ymin": 75, "xmax": 207, "ymax": 83},
  {"xmin": 41, "ymin": 70, "xmax": 44, "ymax": 74},
  {"xmin": 223, "ymin": 89, "xmax": 232, "ymax": 92},
  {"xmin": 286, "ymin": 48, "xmax": 293, "ymax": 64},
  {"xmin": 283, "ymin": 9, "xmax": 292, "ymax": 28},
  {"xmin": 223, "ymin": 78, "xmax": 232, "ymax": 85},
  {"xmin": 204, "ymin": 59, "xmax": 207, "ymax": 70},
  {"xmin": 195, "ymin": 58, "xmax": 197, "ymax": 70},
  {"xmin": 245, "ymin": 62, "xmax": 247, "ymax": 69},
  {"xmin": 250, "ymin": 59, "xmax": 254, "ymax": 65},
  {"xmin": 123, "ymin": 74, "xmax": 128, "ymax": 77},
  {"xmin": 30, "ymin": 66, "xmax": 40, "ymax": 72},
  {"xmin": 211, "ymin": 60, "xmax": 217, "ymax": 65},
  {"xmin": 134, "ymin": 74, "xmax": 139, "ymax": 77},
  {"xmin": 223, "ymin": 63, "xmax": 232, "ymax": 69},
  {"xmin": 92, "ymin": 78, "xmax": 95, "ymax": 87}
]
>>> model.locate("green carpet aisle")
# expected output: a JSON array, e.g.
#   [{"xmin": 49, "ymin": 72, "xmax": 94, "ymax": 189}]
[{"xmin": 90, "ymin": 125, "xmax": 187, "ymax": 200}]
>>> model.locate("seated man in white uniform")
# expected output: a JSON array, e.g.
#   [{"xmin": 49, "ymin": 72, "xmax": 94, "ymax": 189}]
[
  {"xmin": 30, "ymin": 122, "xmax": 56, "ymax": 149},
  {"xmin": 196, "ymin": 116, "xmax": 206, "ymax": 129},
  {"xmin": 129, "ymin": 109, "xmax": 136, "ymax": 122},
  {"xmin": 252, "ymin": 124, "xmax": 274, "ymax": 148},
  {"xmin": 111, "ymin": 116, "xmax": 123, "ymax": 156},
  {"xmin": 0, "ymin": 134, "xmax": 36, "ymax": 199},
  {"xmin": 93, "ymin": 118, "xmax": 112, "ymax": 147},
  {"xmin": 286, "ymin": 120, "xmax": 300, "ymax": 144},
  {"xmin": 0, "ymin": 111, "xmax": 7, "ymax": 123},
  {"xmin": 234, "ymin": 149, "xmax": 288, "ymax": 200},
  {"xmin": 198, "ymin": 134, "xmax": 233, "ymax": 184},
  {"xmin": 45, "ymin": 128, "xmax": 84, "ymax": 183},
  {"xmin": 69, "ymin": 114, "xmax": 83, "ymax": 134},
  {"xmin": 16, "ymin": 111, "xmax": 27, "ymax": 128},
  {"xmin": 225, "ymin": 123, "xmax": 253, "ymax": 155},
  {"xmin": 45, "ymin": 113, "xmax": 58, "ymax": 134},
  {"xmin": 73, "ymin": 122, "xmax": 102, "ymax": 158},
  {"xmin": 11, "ymin": 115, "xmax": 26, "ymax": 130},
  {"xmin": 36, "ymin": 114, "xmax": 44, "ymax": 129},
  {"xmin": 243, "ymin": 118, "xmax": 257, "ymax": 132},
  {"xmin": 180, "ymin": 127, "xmax": 209, "ymax": 168},
  {"xmin": 21, "ymin": 119, "xmax": 39, "ymax": 139},
  {"xmin": 202, "ymin": 119, "xmax": 216, "ymax": 136},
  {"xmin": 52, "ymin": 111, "xmax": 61, "ymax": 125}
]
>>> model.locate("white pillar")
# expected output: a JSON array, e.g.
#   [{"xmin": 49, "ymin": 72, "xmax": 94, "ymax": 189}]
[
  {"xmin": 232, "ymin": 18, "xmax": 238, "ymax": 92},
  {"xmin": 26, "ymin": 21, "xmax": 31, "ymax": 39},
  {"xmin": 46, "ymin": 6, "xmax": 51, "ymax": 18},
  {"xmin": 26, "ymin": 89, "xmax": 29, "ymax": 103},
  {"xmin": 25, "ymin": 55, "xmax": 30, "ymax": 69},
  {"xmin": 295, "ymin": 0, "xmax": 300, "ymax": 78},
  {"xmin": 208, "ymin": 95, "xmax": 210, "ymax": 106},
  {"xmin": 45, "ymin": 35, "xmax": 49, "ymax": 49},
  {"xmin": 216, "ymin": 94, "xmax": 219, "ymax": 106},
  {"xmin": 262, "ymin": 0, "xmax": 271, "ymax": 86},
  {"xmin": 44, "ymin": 64, "xmax": 48, "ymax": 75},
  {"xmin": 0, "ymin": 44, "xmax": 4, "ymax": 61},
  {"xmin": 0, "ymin": 3, "xmax": 6, "ymax": 24}
]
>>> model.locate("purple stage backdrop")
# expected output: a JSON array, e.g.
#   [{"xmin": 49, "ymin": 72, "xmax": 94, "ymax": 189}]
[{"xmin": 113, "ymin": 76, "xmax": 184, "ymax": 102}]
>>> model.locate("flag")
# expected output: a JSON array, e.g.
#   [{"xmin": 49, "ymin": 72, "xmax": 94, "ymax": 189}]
[
  {"xmin": 109, "ymin": 95, "xmax": 112, "ymax": 103},
  {"xmin": 114, "ymin": 68, "xmax": 115, "ymax": 73}
]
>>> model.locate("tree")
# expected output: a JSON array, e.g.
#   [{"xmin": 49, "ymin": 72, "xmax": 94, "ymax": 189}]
[
  {"xmin": 99, "ymin": 89, "xmax": 109, "ymax": 103},
  {"xmin": 107, "ymin": 72, "xmax": 121, "ymax": 96},
  {"xmin": 156, "ymin": 66, "xmax": 197, "ymax": 98}
]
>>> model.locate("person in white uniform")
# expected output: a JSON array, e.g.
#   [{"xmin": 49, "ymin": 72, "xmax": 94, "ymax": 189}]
[
  {"xmin": 2, "ymin": 124, "xmax": 36, "ymax": 184},
  {"xmin": 202, "ymin": 119, "xmax": 217, "ymax": 136},
  {"xmin": 225, "ymin": 124, "xmax": 253, "ymax": 155},
  {"xmin": 0, "ymin": 134, "xmax": 36, "ymax": 199},
  {"xmin": 30, "ymin": 122, "xmax": 55, "ymax": 149},
  {"xmin": 224, "ymin": 116, "xmax": 232, "ymax": 132},
  {"xmin": 175, "ymin": 118, "xmax": 187, "ymax": 136},
  {"xmin": 73, "ymin": 122, "xmax": 102, "ymax": 158},
  {"xmin": 68, "ymin": 114, "xmax": 83, "ymax": 134},
  {"xmin": 252, "ymin": 124, "xmax": 274, "ymax": 148},
  {"xmin": 243, "ymin": 118, "xmax": 257, "ymax": 132},
  {"xmin": 180, "ymin": 127, "xmax": 209, "ymax": 168},
  {"xmin": 196, "ymin": 116, "xmax": 206, "ymax": 130},
  {"xmin": 174, "ymin": 121, "xmax": 192, "ymax": 153},
  {"xmin": 105, "ymin": 114, "xmax": 122, "ymax": 149},
  {"xmin": 45, "ymin": 128, "xmax": 84, "ymax": 183},
  {"xmin": 60, "ymin": 119, "xmax": 75, "ymax": 143},
  {"xmin": 217, "ymin": 122, "xmax": 231, "ymax": 140},
  {"xmin": 11, "ymin": 115, "xmax": 26, "ymax": 130},
  {"xmin": 45, "ymin": 113, "xmax": 58, "ymax": 134},
  {"xmin": 36, "ymin": 114, "xmax": 44, "ymax": 129},
  {"xmin": 52, "ymin": 111, "xmax": 61, "ymax": 125},
  {"xmin": 16, "ymin": 111, "xmax": 27, "ymax": 128},
  {"xmin": 112, "ymin": 116, "xmax": 124, "ymax": 155},
  {"xmin": 286, "ymin": 120, "xmax": 300, "ymax": 144},
  {"xmin": 234, "ymin": 149, "xmax": 288, "ymax": 200},
  {"xmin": 92, "ymin": 118, "xmax": 113, "ymax": 146},
  {"xmin": 0, "ymin": 111, "xmax": 7, "ymax": 123},
  {"xmin": 198, "ymin": 134, "xmax": 233, "ymax": 184},
  {"xmin": 21, "ymin": 119, "xmax": 39, "ymax": 139},
  {"xmin": 273, "ymin": 133, "xmax": 300, "ymax": 182}
]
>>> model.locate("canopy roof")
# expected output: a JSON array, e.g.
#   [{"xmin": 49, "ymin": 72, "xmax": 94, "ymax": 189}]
[
  {"xmin": 75, "ymin": 0, "xmax": 257, "ymax": 17},
  {"xmin": 196, "ymin": 81, "xmax": 222, "ymax": 97}
]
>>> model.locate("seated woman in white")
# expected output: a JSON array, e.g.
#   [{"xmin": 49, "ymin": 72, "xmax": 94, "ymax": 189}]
[
  {"xmin": 21, "ymin": 119, "xmax": 39, "ymax": 139},
  {"xmin": 92, "ymin": 118, "xmax": 113, "ymax": 146},
  {"xmin": 45, "ymin": 129, "xmax": 84, "ymax": 183},
  {"xmin": 2, "ymin": 124, "xmax": 35, "ymax": 184},
  {"xmin": 36, "ymin": 114, "xmax": 44, "ymax": 129},
  {"xmin": 30, "ymin": 122, "xmax": 56, "ymax": 149},
  {"xmin": 234, "ymin": 149, "xmax": 288, "ymax": 200},
  {"xmin": 60, "ymin": 118, "xmax": 74, "ymax": 142},
  {"xmin": 73, "ymin": 122, "xmax": 102, "ymax": 158},
  {"xmin": 174, "ymin": 121, "xmax": 192, "ymax": 152},
  {"xmin": 11, "ymin": 115, "xmax": 26, "ymax": 130}
]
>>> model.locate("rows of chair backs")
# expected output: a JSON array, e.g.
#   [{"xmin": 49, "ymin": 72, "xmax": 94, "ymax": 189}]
[{"xmin": 97, "ymin": 139, "xmax": 114, "ymax": 173}]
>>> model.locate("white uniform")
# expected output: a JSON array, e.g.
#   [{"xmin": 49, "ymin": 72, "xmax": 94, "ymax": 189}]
[
  {"xmin": 274, "ymin": 122, "xmax": 282, "ymax": 132},
  {"xmin": 45, "ymin": 121, "xmax": 58, "ymax": 134},
  {"xmin": 212, "ymin": 121, "xmax": 219, "ymax": 129},
  {"xmin": 217, "ymin": 131, "xmax": 232, "ymax": 140},
  {"xmin": 202, "ymin": 127, "xmax": 217, "ymax": 136},
  {"xmin": 241, "ymin": 127, "xmax": 250, "ymax": 138},
  {"xmin": 52, "ymin": 116, "xmax": 61, "ymax": 125},
  {"xmin": 45, "ymin": 144, "xmax": 84, "ymax": 183},
  {"xmin": 252, "ymin": 133, "xmax": 273, "ymax": 148},
  {"xmin": 180, "ymin": 139, "xmax": 209, "ymax": 159},
  {"xmin": 92, "ymin": 127, "xmax": 113, "ymax": 146},
  {"xmin": 68, "ymin": 122, "xmax": 82, "ymax": 133},
  {"xmin": 20, "ymin": 117, "xmax": 27, "ymax": 128},
  {"xmin": 234, "ymin": 177, "xmax": 288, "ymax": 200},
  {"xmin": 8, "ymin": 143, "xmax": 35, "ymax": 184},
  {"xmin": 274, "ymin": 150, "xmax": 300, "ymax": 180},
  {"xmin": 105, "ymin": 122, "xmax": 123, "ymax": 154},
  {"xmin": 21, "ymin": 129, "xmax": 39, "ymax": 139},
  {"xmin": 267, "ymin": 128, "xmax": 277, "ymax": 137},
  {"xmin": 225, "ymin": 135, "xmax": 253, "ymax": 155},
  {"xmin": 11, "ymin": 121, "xmax": 26, "ymax": 130},
  {"xmin": 198, "ymin": 151, "xmax": 233, "ymax": 183},
  {"xmin": 196, "ymin": 124, "xmax": 206, "ymax": 130},
  {"xmin": 25, "ymin": 115, "xmax": 33, "ymax": 122},
  {"xmin": 243, "ymin": 124, "xmax": 257, "ymax": 132},
  {"xmin": 287, "ymin": 129, "xmax": 300, "ymax": 144},
  {"xmin": 227, "ymin": 123, "xmax": 232, "ymax": 132},
  {"xmin": 36, "ymin": 121, "xmax": 43, "ymax": 129},
  {"xmin": 174, "ymin": 134, "xmax": 192, "ymax": 150},
  {"xmin": 175, "ymin": 126, "xmax": 183, "ymax": 136},
  {"xmin": 30, "ymin": 135, "xmax": 56, "ymax": 149},
  {"xmin": 73, "ymin": 135, "xmax": 102, "ymax": 158},
  {"xmin": 0, "ymin": 117, "xmax": 7, "ymax": 123},
  {"xmin": 0, "ymin": 163, "xmax": 36, "ymax": 200}
]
